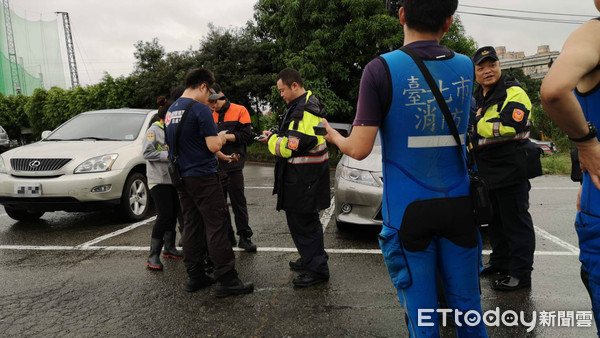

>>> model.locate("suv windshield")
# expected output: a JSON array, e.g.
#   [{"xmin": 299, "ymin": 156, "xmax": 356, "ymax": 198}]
[{"xmin": 45, "ymin": 113, "xmax": 147, "ymax": 141}]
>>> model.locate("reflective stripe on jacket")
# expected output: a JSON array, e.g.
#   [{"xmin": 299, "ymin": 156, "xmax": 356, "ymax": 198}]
[
  {"xmin": 472, "ymin": 75, "xmax": 533, "ymax": 189},
  {"xmin": 269, "ymin": 91, "xmax": 330, "ymax": 212}
]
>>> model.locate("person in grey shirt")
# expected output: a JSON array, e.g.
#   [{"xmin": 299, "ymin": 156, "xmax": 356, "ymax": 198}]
[{"xmin": 142, "ymin": 94, "xmax": 184, "ymax": 270}]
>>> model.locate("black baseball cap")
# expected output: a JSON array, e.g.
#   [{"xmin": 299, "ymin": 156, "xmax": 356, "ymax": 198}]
[
  {"xmin": 209, "ymin": 83, "xmax": 226, "ymax": 101},
  {"xmin": 471, "ymin": 46, "xmax": 499, "ymax": 65}
]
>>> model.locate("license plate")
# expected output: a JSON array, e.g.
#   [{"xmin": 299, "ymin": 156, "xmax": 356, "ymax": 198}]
[{"xmin": 15, "ymin": 183, "xmax": 42, "ymax": 197}]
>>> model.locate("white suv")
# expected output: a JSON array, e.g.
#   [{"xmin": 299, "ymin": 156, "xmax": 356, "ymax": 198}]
[
  {"xmin": 0, "ymin": 124, "xmax": 9, "ymax": 152},
  {"xmin": 0, "ymin": 109, "xmax": 155, "ymax": 221}
]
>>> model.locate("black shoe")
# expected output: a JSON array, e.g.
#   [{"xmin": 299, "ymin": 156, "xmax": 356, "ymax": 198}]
[
  {"xmin": 215, "ymin": 277, "xmax": 254, "ymax": 298},
  {"xmin": 292, "ymin": 273, "xmax": 329, "ymax": 287},
  {"xmin": 492, "ymin": 275, "xmax": 531, "ymax": 291},
  {"xmin": 238, "ymin": 236, "xmax": 257, "ymax": 252},
  {"xmin": 481, "ymin": 263, "xmax": 508, "ymax": 276},
  {"xmin": 186, "ymin": 273, "xmax": 215, "ymax": 292},
  {"xmin": 289, "ymin": 258, "xmax": 306, "ymax": 271}
]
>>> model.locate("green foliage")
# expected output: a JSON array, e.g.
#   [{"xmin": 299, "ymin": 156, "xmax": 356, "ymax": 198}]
[
  {"xmin": 0, "ymin": 2, "xmax": 495, "ymax": 144},
  {"xmin": 254, "ymin": 0, "xmax": 403, "ymax": 121},
  {"xmin": 0, "ymin": 74, "xmax": 137, "ymax": 142},
  {"xmin": 503, "ymin": 68, "xmax": 570, "ymax": 152},
  {"xmin": 540, "ymin": 152, "xmax": 571, "ymax": 176},
  {"xmin": 130, "ymin": 38, "xmax": 199, "ymax": 108},
  {"xmin": 24, "ymin": 88, "xmax": 49, "ymax": 135},
  {"xmin": 442, "ymin": 16, "xmax": 478, "ymax": 56},
  {"xmin": 196, "ymin": 25, "xmax": 273, "ymax": 129}
]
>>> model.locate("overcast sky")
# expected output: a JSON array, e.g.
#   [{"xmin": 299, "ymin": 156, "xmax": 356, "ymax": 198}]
[{"xmin": 11, "ymin": 0, "xmax": 600, "ymax": 87}]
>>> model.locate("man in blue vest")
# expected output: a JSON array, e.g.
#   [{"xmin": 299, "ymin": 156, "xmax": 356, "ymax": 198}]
[
  {"xmin": 541, "ymin": 1, "xmax": 600, "ymax": 332},
  {"xmin": 323, "ymin": 0, "xmax": 487, "ymax": 336}
]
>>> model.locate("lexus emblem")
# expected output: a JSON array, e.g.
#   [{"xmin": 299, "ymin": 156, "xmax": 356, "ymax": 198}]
[{"xmin": 29, "ymin": 160, "xmax": 41, "ymax": 168}]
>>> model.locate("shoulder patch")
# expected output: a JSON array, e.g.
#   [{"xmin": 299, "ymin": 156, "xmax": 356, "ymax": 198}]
[
  {"xmin": 287, "ymin": 137, "xmax": 300, "ymax": 151},
  {"xmin": 512, "ymin": 109, "xmax": 525, "ymax": 122},
  {"xmin": 147, "ymin": 133, "xmax": 155, "ymax": 141}
]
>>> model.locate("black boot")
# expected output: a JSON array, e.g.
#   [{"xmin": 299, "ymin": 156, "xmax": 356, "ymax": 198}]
[
  {"xmin": 238, "ymin": 236, "xmax": 257, "ymax": 252},
  {"xmin": 215, "ymin": 270, "xmax": 254, "ymax": 298},
  {"xmin": 162, "ymin": 231, "xmax": 184, "ymax": 259},
  {"xmin": 186, "ymin": 263, "xmax": 215, "ymax": 292},
  {"xmin": 146, "ymin": 238, "xmax": 164, "ymax": 270}
]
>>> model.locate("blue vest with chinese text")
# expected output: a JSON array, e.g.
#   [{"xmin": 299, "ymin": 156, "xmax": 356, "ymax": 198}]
[{"xmin": 378, "ymin": 50, "xmax": 474, "ymax": 227}]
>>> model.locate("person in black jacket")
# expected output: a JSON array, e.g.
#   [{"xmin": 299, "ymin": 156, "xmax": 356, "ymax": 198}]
[
  {"xmin": 258, "ymin": 68, "xmax": 330, "ymax": 287},
  {"xmin": 471, "ymin": 46, "xmax": 536, "ymax": 291},
  {"xmin": 210, "ymin": 84, "xmax": 257, "ymax": 252}
]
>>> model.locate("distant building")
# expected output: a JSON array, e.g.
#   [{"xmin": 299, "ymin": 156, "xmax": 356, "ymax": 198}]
[{"xmin": 496, "ymin": 45, "xmax": 560, "ymax": 79}]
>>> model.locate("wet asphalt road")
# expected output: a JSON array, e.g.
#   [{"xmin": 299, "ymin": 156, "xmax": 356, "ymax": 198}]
[{"xmin": 0, "ymin": 163, "xmax": 597, "ymax": 337}]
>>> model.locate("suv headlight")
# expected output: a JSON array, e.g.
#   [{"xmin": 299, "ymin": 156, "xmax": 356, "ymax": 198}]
[
  {"xmin": 340, "ymin": 165, "xmax": 379, "ymax": 187},
  {"xmin": 0, "ymin": 155, "xmax": 6, "ymax": 174},
  {"xmin": 74, "ymin": 154, "xmax": 118, "ymax": 174}
]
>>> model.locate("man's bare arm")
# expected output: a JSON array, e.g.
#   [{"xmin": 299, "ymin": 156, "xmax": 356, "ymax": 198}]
[
  {"xmin": 206, "ymin": 134, "xmax": 227, "ymax": 153},
  {"xmin": 541, "ymin": 19, "xmax": 600, "ymax": 190},
  {"xmin": 541, "ymin": 20, "xmax": 600, "ymax": 137},
  {"xmin": 322, "ymin": 119, "xmax": 378, "ymax": 160}
]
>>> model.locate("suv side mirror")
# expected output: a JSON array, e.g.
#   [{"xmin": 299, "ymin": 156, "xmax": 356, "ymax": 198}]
[{"xmin": 41, "ymin": 130, "xmax": 52, "ymax": 139}]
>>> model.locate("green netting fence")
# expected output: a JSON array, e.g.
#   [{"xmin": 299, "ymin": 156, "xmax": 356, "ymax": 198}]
[{"xmin": 0, "ymin": 5, "xmax": 66, "ymax": 96}]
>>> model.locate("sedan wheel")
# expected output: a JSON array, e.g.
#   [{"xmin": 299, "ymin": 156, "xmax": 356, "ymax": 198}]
[{"xmin": 118, "ymin": 172, "xmax": 149, "ymax": 221}]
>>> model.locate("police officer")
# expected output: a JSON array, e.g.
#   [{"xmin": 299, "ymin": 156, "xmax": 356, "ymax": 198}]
[
  {"xmin": 541, "ymin": 1, "xmax": 600, "ymax": 331},
  {"xmin": 258, "ymin": 68, "xmax": 330, "ymax": 287},
  {"xmin": 471, "ymin": 46, "xmax": 536, "ymax": 291}
]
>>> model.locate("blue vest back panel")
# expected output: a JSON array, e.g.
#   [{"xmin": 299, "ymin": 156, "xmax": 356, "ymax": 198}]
[
  {"xmin": 576, "ymin": 85, "xmax": 600, "ymax": 216},
  {"xmin": 379, "ymin": 50, "xmax": 474, "ymax": 227}
]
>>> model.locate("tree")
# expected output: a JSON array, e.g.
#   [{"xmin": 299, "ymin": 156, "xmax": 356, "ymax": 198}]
[
  {"xmin": 130, "ymin": 38, "xmax": 199, "ymax": 108},
  {"xmin": 253, "ymin": 0, "xmax": 404, "ymax": 121},
  {"xmin": 252, "ymin": 0, "xmax": 478, "ymax": 122},
  {"xmin": 443, "ymin": 15, "xmax": 478, "ymax": 57},
  {"xmin": 195, "ymin": 24, "xmax": 273, "ymax": 128}
]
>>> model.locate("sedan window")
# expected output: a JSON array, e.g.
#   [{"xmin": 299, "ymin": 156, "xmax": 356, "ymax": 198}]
[{"xmin": 46, "ymin": 113, "xmax": 146, "ymax": 141}]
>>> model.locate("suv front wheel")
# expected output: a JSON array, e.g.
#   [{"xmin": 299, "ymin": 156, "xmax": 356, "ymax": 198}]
[
  {"xmin": 4, "ymin": 206, "xmax": 45, "ymax": 221},
  {"xmin": 118, "ymin": 172, "xmax": 149, "ymax": 221}
]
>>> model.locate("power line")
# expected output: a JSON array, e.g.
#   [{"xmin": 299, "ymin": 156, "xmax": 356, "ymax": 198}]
[
  {"xmin": 459, "ymin": 4, "xmax": 596, "ymax": 18},
  {"xmin": 456, "ymin": 11, "xmax": 587, "ymax": 25}
]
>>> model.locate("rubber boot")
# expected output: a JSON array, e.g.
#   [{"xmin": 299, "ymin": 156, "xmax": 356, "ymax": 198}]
[
  {"xmin": 146, "ymin": 238, "xmax": 164, "ymax": 270},
  {"xmin": 162, "ymin": 231, "xmax": 184, "ymax": 259}
]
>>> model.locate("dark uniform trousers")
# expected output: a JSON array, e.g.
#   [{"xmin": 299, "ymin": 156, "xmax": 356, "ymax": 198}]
[
  {"xmin": 487, "ymin": 180, "xmax": 535, "ymax": 281},
  {"xmin": 285, "ymin": 210, "xmax": 329, "ymax": 278},
  {"xmin": 224, "ymin": 170, "xmax": 253, "ymax": 239},
  {"xmin": 178, "ymin": 174, "xmax": 235, "ymax": 280}
]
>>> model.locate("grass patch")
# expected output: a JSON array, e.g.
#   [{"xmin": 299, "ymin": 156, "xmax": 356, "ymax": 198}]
[{"xmin": 540, "ymin": 152, "xmax": 571, "ymax": 176}]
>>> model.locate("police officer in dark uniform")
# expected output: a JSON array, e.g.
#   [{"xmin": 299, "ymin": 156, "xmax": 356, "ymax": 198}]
[
  {"xmin": 258, "ymin": 68, "xmax": 330, "ymax": 287},
  {"xmin": 471, "ymin": 46, "xmax": 536, "ymax": 291}
]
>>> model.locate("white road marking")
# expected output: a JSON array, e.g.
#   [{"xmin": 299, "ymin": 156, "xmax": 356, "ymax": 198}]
[
  {"xmin": 320, "ymin": 197, "xmax": 336, "ymax": 231},
  {"xmin": 534, "ymin": 225, "xmax": 580, "ymax": 254},
  {"xmin": 246, "ymin": 187, "xmax": 274, "ymax": 189},
  {"xmin": 0, "ymin": 245, "xmax": 578, "ymax": 256},
  {"xmin": 75, "ymin": 216, "xmax": 156, "ymax": 248}
]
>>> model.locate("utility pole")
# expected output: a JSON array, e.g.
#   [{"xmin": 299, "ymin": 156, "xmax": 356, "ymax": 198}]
[
  {"xmin": 56, "ymin": 11, "xmax": 79, "ymax": 88},
  {"xmin": 2, "ymin": 0, "xmax": 21, "ymax": 95}
]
